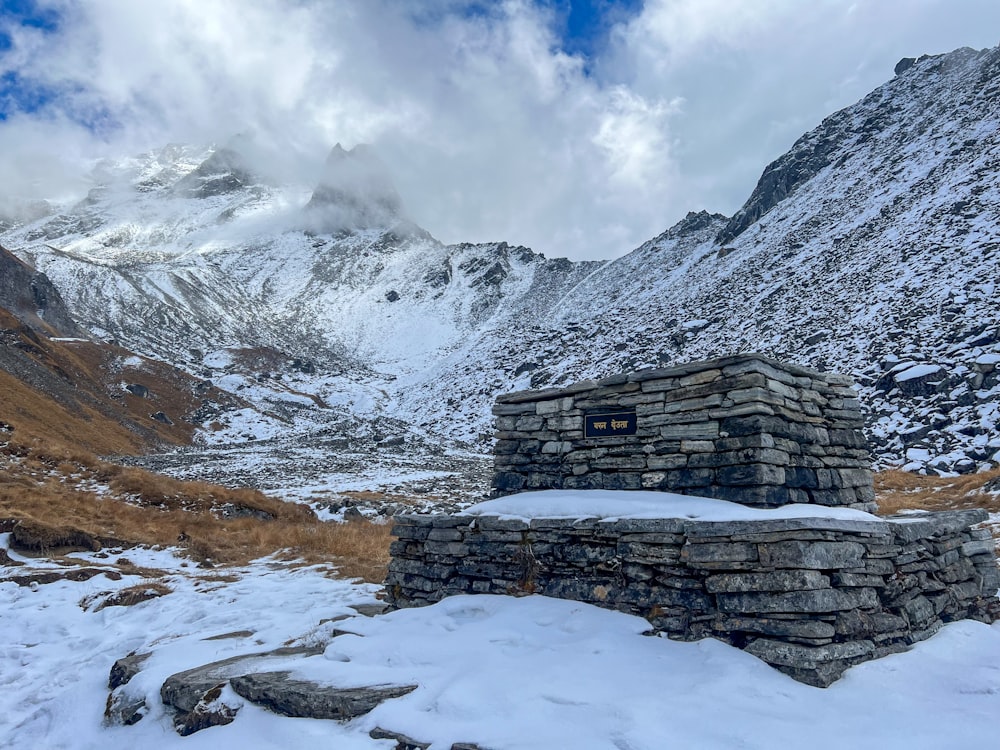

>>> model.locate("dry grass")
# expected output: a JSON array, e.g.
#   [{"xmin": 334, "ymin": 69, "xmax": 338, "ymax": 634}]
[
  {"xmin": 0, "ymin": 369, "xmax": 149, "ymax": 455},
  {"xmin": 874, "ymin": 468, "xmax": 1000, "ymax": 516},
  {"xmin": 0, "ymin": 439, "xmax": 393, "ymax": 582}
]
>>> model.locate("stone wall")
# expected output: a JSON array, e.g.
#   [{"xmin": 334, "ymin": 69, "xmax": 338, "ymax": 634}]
[
  {"xmin": 385, "ymin": 509, "xmax": 1000, "ymax": 686},
  {"xmin": 493, "ymin": 354, "xmax": 875, "ymax": 510}
]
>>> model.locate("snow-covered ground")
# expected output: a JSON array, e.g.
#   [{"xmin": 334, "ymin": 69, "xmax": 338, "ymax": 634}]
[{"xmin": 2, "ymin": 533, "xmax": 999, "ymax": 749}]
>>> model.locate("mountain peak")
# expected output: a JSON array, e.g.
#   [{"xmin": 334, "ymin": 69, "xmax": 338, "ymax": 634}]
[
  {"xmin": 304, "ymin": 143, "xmax": 404, "ymax": 233},
  {"xmin": 174, "ymin": 146, "xmax": 259, "ymax": 198}
]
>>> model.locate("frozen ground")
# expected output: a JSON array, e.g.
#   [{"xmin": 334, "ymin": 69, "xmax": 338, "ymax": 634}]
[{"xmin": 2, "ymin": 533, "xmax": 1000, "ymax": 749}]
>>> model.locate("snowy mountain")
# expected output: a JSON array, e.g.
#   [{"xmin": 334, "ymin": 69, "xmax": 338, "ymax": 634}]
[
  {"xmin": 400, "ymin": 45, "xmax": 1000, "ymax": 472},
  {"xmin": 2, "ymin": 45, "xmax": 999, "ymax": 478}
]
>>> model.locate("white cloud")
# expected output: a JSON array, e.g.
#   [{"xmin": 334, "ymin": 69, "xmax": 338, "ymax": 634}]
[{"xmin": 1, "ymin": 0, "xmax": 999, "ymax": 260}]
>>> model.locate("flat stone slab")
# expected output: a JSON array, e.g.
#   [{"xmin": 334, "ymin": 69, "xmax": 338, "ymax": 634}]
[
  {"xmin": 159, "ymin": 645, "xmax": 417, "ymax": 734},
  {"xmin": 230, "ymin": 673, "xmax": 416, "ymax": 720},
  {"xmin": 160, "ymin": 647, "xmax": 323, "ymax": 715}
]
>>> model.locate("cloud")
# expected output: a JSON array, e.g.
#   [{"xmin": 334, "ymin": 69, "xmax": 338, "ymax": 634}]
[{"xmin": 1, "ymin": 0, "xmax": 999, "ymax": 260}]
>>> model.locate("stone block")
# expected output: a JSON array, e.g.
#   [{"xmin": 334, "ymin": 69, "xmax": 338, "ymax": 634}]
[
  {"xmin": 709, "ymin": 484, "xmax": 792, "ymax": 507},
  {"xmin": 492, "ymin": 402, "xmax": 538, "ymax": 416},
  {"xmin": 680, "ymin": 440, "xmax": 716, "ymax": 453},
  {"xmin": 647, "ymin": 455, "xmax": 689, "ymax": 470},
  {"xmin": 831, "ymin": 572, "xmax": 886, "ymax": 588},
  {"xmin": 659, "ymin": 422, "xmax": 720, "ymax": 440},
  {"xmin": 563, "ymin": 474, "xmax": 603, "ymax": 490},
  {"xmin": 592, "ymin": 456, "xmax": 647, "ymax": 470},
  {"xmin": 727, "ymin": 387, "xmax": 787, "ymax": 407},
  {"xmin": 708, "ymin": 403, "xmax": 777, "ymax": 419},
  {"xmin": 681, "ymin": 542, "xmax": 758, "ymax": 564},
  {"xmin": 641, "ymin": 472, "xmax": 667, "ymax": 489},
  {"xmin": 717, "ymin": 587, "xmax": 878, "ymax": 614},
  {"xmin": 536, "ymin": 398, "xmax": 574, "ymax": 415},
  {"xmin": 617, "ymin": 392, "xmax": 666, "ymax": 406},
  {"xmin": 491, "ymin": 472, "xmax": 527, "ymax": 492},
  {"xmin": 714, "ymin": 616, "xmax": 836, "ymax": 640},
  {"xmin": 475, "ymin": 517, "xmax": 528, "ymax": 531},
  {"xmin": 743, "ymin": 639, "xmax": 875, "ymax": 687},
  {"xmin": 938, "ymin": 558, "xmax": 977, "ymax": 584},
  {"xmin": 426, "ymin": 528, "xmax": 464, "ymax": 542},
  {"xmin": 679, "ymin": 368, "xmax": 723, "ymax": 386},
  {"xmin": 390, "ymin": 524, "xmax": 431, "ymax": 541},
  {"xmin": 617, "ymin": 541, "xmax": 682, "ymax": 561},
  {"xmin": 715, "ymin": 434, "xmax": 776, "ymax": 450},
  {"xmin": 526, "ymin": 472, "xmax": 560, "ymax": 489},
  {"xmin": 689, "ymin": 448, "xmax": 790, "ymax": 469},
  {"xmin": 661, "ymin": 394, "xmax": 726, "ymax": 414},
  {"xmin": 765, "ymin": 378, "xmax": 800, "ymax": 400},
  {"xmin": 962, "ymin": 540, "xmax": 995, "ymax": 557},
  {"xmin": 665, "ymin": 468, "xmax": 715, "ymax": 488},
  {"xmin": 717, "ymin": 464, "xmax": 785, "ymax": 486},
  {"xmin": 705, "ymin": 570, "xmax": 830, "ymax": 593},
  {"xmin": 541, "ymin": 440, "xmax": 572, "ymax": 454},
  {"xmin": 424, "ymin": 541, "xmax": 469, "ymax": 556},
  {"xmin": 835, "ymin": 468, "xmax": 873, "ymax": 489},
  {"xmin": 603, "ymin": 473, "xmax": 643, "ymax": 490},
  {"xmin": 784, "ymin": 467, "xmax": 819, "ymax": 489},
  {"xmin": 721, "ymin": 358, "xmax": 801, "ymax": 386},
  {"xmin": 902, "ymin": 595, "xmax": 936, "ymax": 627},
  {"xmin": 759, "ymin": 541, "xmax": 865, "ymax": 569},
  {"xmin": 514, "ymin": 415, "xmax": 544, "ymax": 431},
  {"xmin": 546, "ymin": 415, "xmax": 582, "ymax": 431}
]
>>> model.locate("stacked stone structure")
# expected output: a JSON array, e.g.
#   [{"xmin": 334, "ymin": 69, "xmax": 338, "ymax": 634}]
[
  {"xmin": 384, "ymin": 355, "xmax": 1000, "ymax": 686},
  {"xmin": 385, "ymin": 509, "xmax": 999, "ymax": 686},
  {"xmin": 493, "ymin": 354, "xmax": 874, "ymax": 510}
]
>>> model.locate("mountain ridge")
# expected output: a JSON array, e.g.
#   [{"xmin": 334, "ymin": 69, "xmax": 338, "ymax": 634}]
[{"xmin": 2, "ymin": 44, "xmax": 998, "ymax": 479}]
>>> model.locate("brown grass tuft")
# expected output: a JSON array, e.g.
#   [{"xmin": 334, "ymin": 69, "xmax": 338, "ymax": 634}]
[
  {"xmin": 84, "ymin": 581, "xmax": 173, "ymax": 611},
  {"xmin": 874, "ymin": 468, "xmax": 1000, "ymax": 516}
]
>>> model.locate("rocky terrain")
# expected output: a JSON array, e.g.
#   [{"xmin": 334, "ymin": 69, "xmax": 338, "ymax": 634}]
[
  {"xmin": 1, "ymin": 45, "xmax": 998, "ymax": 487},
  {"xmin": 0, "ymin": 245, "xmax": 242, "ymax": 453}
]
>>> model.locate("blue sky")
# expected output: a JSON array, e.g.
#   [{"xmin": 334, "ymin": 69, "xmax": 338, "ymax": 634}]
[
  {"xmin": 1, "ymin": 0, "xmax": 999, "ymax": 260},
  {"xmin": 545, "ymin": 0, "xmax": 643, "ymax": 58},
  {"xmin": 0, "ymin": 0, "xmax": 60, "ymax": 120}
]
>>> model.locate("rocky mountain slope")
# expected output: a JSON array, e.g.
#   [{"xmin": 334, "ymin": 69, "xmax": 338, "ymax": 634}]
[
  {"xmin": 398, "ymin": 45, "xmax": 1000, "ymax": 473},
  {"xmin": 2, "ymin": 45, "xmax": 998, "ymax": 479},
  {"xmin": 0, "ymin": 245, "xmax": 240, "ymax": 453}
]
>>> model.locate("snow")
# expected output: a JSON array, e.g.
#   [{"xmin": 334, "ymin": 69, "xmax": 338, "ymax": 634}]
[
  {"xmin": 894, "ymin": 363, "xmax": 944, "ymax": 382},
  {"xmin": 461, "ymin": 489, "xmax": 879, "ymax": 522},
  {"xmin": 2, "ymin": 539, "xmax": 999, "ymax": 750}
]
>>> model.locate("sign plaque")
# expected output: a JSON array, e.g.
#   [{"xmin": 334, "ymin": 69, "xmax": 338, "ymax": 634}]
[{"xmin": 584, "ymin": 410, "xmax": 637, "ymax": 438}]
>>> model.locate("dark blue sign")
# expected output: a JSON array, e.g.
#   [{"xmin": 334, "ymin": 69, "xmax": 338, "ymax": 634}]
[{"xmin": 584, "ymin": 411, "xmax": 637, "ymax": 438}]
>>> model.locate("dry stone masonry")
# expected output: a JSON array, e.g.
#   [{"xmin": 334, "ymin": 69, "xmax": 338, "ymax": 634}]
[
  {"xmin": 385, "ymin": 355, "xmax": 1000, "ymax": 686},
  {"xmin": 492, "ymin": 355, "xmax": 875, "ymax": 511},
  {"xmin": 385, "ymin": 510, "xmax": 999, "ymax": 687}
]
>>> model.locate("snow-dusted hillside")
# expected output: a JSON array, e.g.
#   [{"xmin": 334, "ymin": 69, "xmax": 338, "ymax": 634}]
[
  {"xmin": 3, "ymin": 46, "xmax": 999, "ymax": 477},
  {"xmin": 402, "ymin": 46, "xmax": 1000, "ymax": 473}
]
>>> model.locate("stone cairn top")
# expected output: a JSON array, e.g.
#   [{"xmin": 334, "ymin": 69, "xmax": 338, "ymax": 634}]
[{"xmin": 492, "ymin": 354, "xmax": 875, "ymax": 511}]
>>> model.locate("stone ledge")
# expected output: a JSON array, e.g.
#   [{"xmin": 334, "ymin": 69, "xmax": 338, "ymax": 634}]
[{"xmin": 385, "ymin": 509, "xmax": 1000, "ymax": 687}]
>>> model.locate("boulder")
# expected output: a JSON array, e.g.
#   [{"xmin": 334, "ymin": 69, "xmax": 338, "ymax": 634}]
[
  {"xmin": 230, "ymin": 672, "xmax": 416, "ymax": 720},
  {"xmin": 159, "ymin": 645, "xmax": 416, "ymax": 734},
  {"xmin": 109, "ymin": 652, "xmax": 151, "ymax": 689}
]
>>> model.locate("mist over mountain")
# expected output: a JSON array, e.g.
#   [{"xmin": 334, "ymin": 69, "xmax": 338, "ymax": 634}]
[{"xmin": 1, "ymin": 45, "xmax": 999, "ymax": 480}]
